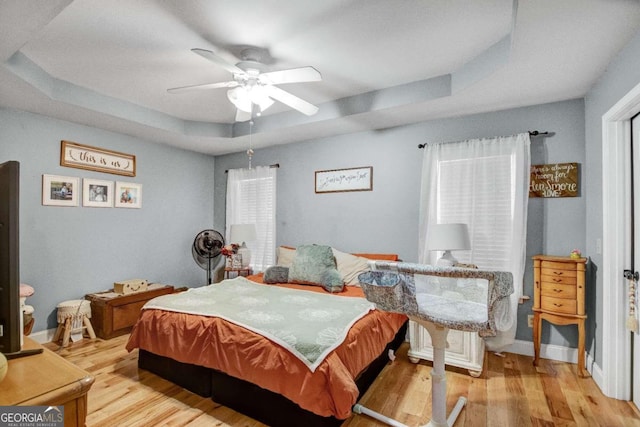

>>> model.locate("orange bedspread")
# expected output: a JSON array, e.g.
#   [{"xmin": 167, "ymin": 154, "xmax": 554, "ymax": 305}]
[{"xmin": 126, "ymin": 276, "xmax": 407, "ymax": 419}]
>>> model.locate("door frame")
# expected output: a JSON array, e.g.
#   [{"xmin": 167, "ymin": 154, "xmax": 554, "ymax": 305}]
[{"xmin": 602, "ymin": 80, "xmax": 640, "ymax": 399}]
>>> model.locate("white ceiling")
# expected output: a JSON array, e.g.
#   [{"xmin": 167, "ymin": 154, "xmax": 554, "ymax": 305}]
[{"xmin": 1, "ymin": 0, "xmax": 639, "ymax": 155}]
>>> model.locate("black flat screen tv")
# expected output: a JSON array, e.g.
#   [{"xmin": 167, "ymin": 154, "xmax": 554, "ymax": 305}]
[
  {"xmin": 0, "ymin": 160, "xmax": 21, "ymax": 355},
  {"xmin": 0, "ymin": 161, "xmax": 41, "ymax": 359}
]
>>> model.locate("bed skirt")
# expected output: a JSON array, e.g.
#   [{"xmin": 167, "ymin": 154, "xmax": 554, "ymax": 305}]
[{"xmin": 138, "ymin": 320, "xmax": 407, "ymax": 427}]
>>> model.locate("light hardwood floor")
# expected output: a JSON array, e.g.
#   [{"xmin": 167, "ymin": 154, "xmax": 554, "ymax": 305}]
[{"xmin": 44, "ymin": 335, "xmax": 640, "ymax": 427}]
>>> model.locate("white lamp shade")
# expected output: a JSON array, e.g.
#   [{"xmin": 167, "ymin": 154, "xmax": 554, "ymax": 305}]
[
  {"xmin": 230, "ymin": 224, "xmax": 257, "ymax": 244},
  {"xmin": 427, "ymin": 223, "xmax": 471, "ymax": 251}
]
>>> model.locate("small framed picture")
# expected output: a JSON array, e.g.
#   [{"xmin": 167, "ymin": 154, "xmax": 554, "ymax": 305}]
[
  {"xmin": 115, "ymin": 181, "xmax": 142, "ymax": 208},
  {"xmin": 42, "ymin": 175, "xmax": 79, "ymax": 207},
  {"xmin": 83, "ymin": 179, "xmax": 114, "ymax": 208}
]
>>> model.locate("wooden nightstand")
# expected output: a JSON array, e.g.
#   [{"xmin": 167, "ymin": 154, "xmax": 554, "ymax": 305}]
[
  {"xmin": 532, "ymin": 255, "xmax": 589, "ymax": 377},
  {"xmin": 85, "ymin": 284, "xmax": 174, "ymax": 339},
  {"xmin": 225, "ymin": 267, "xmax": 253, "ymax": 279}
]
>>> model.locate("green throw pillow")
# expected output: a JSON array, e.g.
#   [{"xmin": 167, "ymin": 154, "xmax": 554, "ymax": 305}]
[
  {"xmin": 289, "ymin": 244, "xmax": 344, "ymax": 293},
  {"xmin": 263, "ymin": 266, "xmax": 289, "ymax": 283}
]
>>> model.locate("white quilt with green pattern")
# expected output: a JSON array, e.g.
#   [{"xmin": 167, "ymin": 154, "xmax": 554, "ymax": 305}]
[{"xmin": 142, "ymin": 277, "xmax": 375, "ymax": 372}]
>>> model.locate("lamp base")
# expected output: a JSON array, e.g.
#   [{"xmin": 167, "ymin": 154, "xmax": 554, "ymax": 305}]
[
  {"xmin": 436, "ymin": 251, "xmax": 458, "ymax": 267},
  {"xmin": 237, "ymin": 242, "xmax": 251, "ymax": 268}
]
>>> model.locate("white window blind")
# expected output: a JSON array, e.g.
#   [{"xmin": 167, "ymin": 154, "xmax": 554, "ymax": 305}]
[
  {"xmin": 226, "ymin": 166, "xmax": 276, "ymax": 271},
  {"xmin": 436, "ymin": 155, "xmax": 513, "ymax": 270}
]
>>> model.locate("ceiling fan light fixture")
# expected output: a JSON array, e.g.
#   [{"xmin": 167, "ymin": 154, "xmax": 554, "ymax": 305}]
[
  {"xmin": 175, "ymin": 47, "xmax": 320, "ymax": 119},
  {"xmin": 227, "ymin": 85, "xmax": 274, "ymax": 114},
  {"xmin": 250, "ymin": 85, "xmax": 275, "ymax": 112},
  {"xmin": 227, "ymin": 87, "xmax": 252, "ymax": 113}
]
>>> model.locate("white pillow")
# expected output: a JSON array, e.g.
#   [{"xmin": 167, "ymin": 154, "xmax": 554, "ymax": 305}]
[
  {"xmin": 332, "ymin": 248, "xmax": 371, "ymax": 286},
  {"xmin": 276, "ymin": 246, "xmax": 297, "ymax": 267}
]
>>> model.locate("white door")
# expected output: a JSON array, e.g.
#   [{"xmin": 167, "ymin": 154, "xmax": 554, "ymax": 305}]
[{"xmin": 632, "ymin": 112, "xmax": 640, "ymax": 410}]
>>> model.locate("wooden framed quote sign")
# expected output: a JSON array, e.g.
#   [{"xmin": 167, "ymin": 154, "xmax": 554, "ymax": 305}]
[
  {"xmin": 61, "ymin": 140, "xmax": 136, "ymax": 177},
  {"xmin": 529, "ymin": 162, "xmax": 579, "ymax": 198}
]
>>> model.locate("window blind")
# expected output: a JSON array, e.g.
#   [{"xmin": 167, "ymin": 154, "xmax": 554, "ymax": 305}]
[
  {"xmin": 436, "ymin": 154, "xmax": 514, "ymax": 271},
  {"xmin": 226, "ymin": 167, "xmax": 276, "ymax": 271}
]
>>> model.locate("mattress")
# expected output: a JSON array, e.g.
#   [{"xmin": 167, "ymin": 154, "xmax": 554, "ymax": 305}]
[{"xmin": 126, "ymin": 275, "xmax": 407, "ymax": 419}]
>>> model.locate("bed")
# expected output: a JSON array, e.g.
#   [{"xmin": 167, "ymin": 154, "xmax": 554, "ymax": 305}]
[{"xmin": 126, "ymin": 248, "xmax": 408, "ymax": 427}]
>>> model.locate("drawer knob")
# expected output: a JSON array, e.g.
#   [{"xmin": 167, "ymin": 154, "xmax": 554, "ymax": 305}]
[
  {"xmin": 553, "ymin": 303, "xmax": 563, "ymax": 307},
  {"xmin": 553, "ymin": 271, "xmax": 564, "ymax": 276},
  {"xmin": 553, "ymin": 289, "xmax": 563, "ymax": 293},
  {"xmin": 553, "ymin": 278, "xmax": 562, "ymax": 282}
]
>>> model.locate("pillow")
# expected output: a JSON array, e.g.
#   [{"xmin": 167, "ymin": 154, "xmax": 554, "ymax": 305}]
[
  {"xmin": 332, "ymin": 248, "xmax": 371, "ymax": 286},
  {"xmin": 263, "ymin": 266, "xmax": 289, "ymax": 284},
  {"xmin": 288, "ymin": 244, "xmax": 344, "ymax": 292},
  {"xmin": 276, "ymin": 246, "xmax": 297, "ymax": 267}
]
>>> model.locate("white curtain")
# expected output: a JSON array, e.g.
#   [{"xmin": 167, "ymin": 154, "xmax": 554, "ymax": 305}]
[
  {"xmin": 226, "ymin": 166, "xmax": 277, "ymax": 271},
  {"xmin": 418, "ymin": 133, "xmax": 531, "ymax": 351}
]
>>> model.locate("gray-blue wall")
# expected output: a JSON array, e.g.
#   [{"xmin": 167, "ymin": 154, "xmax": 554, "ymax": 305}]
[
  {"xmin": 9, "ymin": 28, "xmax": 638, "ymax": 356},
  {"xmin": 0, "ymin": 108, "xmax": 216, "ymax": 331},
  {"xmin": 214, "ymin": 98, "xmax": 586, "ymax": 345},
  {"xmin": 585, "ymin": 30, "xmax": 640, "ymax": 367}
]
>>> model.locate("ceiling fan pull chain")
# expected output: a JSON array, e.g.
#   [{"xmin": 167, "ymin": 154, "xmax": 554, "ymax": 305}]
[{"xmin": 247, "ymin": 119, "xmax": 254, "ymax": 169}]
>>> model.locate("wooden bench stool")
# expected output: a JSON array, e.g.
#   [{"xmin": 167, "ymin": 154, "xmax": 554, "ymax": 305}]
[{"xmin": 53, "ymin": 299, "xmax": 96, "ymax": 347}]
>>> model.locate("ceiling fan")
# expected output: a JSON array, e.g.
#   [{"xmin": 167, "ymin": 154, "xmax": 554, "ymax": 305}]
[{"xmin": 168, "ymin": 47, "xmax": 321, "ymax": 122}]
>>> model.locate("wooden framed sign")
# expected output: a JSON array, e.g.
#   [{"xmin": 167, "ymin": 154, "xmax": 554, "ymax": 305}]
[
  {"xmin": 315, "ymin": 166, "xmax": 373, "ymax": 193},
  {"xmin": 529, "ymin": 162, "xmax": 579, "ymax": 198},
  {"xmin": 61, "ymin": 140, "xmax": 136, "ymax": 177}
]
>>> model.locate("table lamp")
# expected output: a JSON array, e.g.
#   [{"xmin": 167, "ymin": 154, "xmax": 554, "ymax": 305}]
[
  {"xmin": 230, "ymin": 224, "xmax": 257, "ymax": 268},
  {"xmin": 427, "ymin": 223, "xmax": 471, "ymax": 267}
]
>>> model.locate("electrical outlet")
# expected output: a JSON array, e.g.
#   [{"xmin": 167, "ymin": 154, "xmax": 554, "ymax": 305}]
[{"xmin": 527, "ymin": 314, "xmax": 534, "ymax": 328}]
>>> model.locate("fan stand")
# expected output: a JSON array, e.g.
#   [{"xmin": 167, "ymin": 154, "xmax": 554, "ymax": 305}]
[
  {"xmin": 192, "ymin": 229, "xmax": 224, "ymax": 286},
  {"xmin": 353, "ymin": 321, "xmax": 466, "ymax": 427}
]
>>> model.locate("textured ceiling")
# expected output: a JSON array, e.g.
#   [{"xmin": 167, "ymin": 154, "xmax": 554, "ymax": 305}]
[{"xmin": 1, "ymin": 0, "xmax": 639, "ymax": 155}]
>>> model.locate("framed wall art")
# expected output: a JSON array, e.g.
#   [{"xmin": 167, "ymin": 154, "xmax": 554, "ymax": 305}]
[
  {"xmin": 42, "ymin": 175, "xmax": 79, "ymax": 207},
  {"xmin": 529, "ymin": 162, "xmax": 579, "ymax": 198},
  {"xmin": 115, "ymin": 182, "xmax": 142, "ymax": 208},
  {"xmin": 83, "ymin": 179, "xmax": 114, "ymax": 208},
  {"xmin": 315, "ymin": 166, "xmax": 373, "ymax": 193},
  {"xmin": 61, "ymin": 140, "xmax": 136, "ymax": 177}
]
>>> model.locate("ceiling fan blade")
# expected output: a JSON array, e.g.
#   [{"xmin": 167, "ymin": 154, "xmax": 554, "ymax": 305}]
[
  {"xmin": 192, "ymin": 48, "xmax": 245, "ymax": 75},
  {"xmin": 260, "ymin": 66, "xmax": 322, "ymax": 85},
  {"xmin": 167, "ymin": 81, "xmax": 238, "ymax": 94},
  {"xmin": 264, "ymin": 85, "xmax": 318, "ymax": 116},
  {"xmin": 235, "ymin": 109, "xmax": 252, "ymax": 122}
]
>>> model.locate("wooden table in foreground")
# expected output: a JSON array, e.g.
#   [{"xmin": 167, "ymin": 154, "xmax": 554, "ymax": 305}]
[{"xmin": 0, "ymin": 337, "xmax": 94, "ymax": 427}]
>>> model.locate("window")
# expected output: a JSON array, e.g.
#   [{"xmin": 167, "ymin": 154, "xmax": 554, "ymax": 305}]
[
  {"xmin": 419, "ymin": 133, "xmax": 530, "ymax": 349},
  {"xmin": 226, "ymin": 166, "xmax": 276, "ymax": 271},
  {"xmin": 436, "ymin": 155, "xmax": 514, "ymax": 270}
]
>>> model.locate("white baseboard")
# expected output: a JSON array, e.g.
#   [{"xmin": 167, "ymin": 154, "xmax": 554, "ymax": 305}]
[
  {"xmin": 506, "ymin": 339, "xmax": 599, "ymax": 378},
  {"xmin": 506, "ymin": 339, "xmax": 578, "ymax": 364},
  {"xmin": 27, "ymin": 328, "xmax": 57, "ymax": 344}
]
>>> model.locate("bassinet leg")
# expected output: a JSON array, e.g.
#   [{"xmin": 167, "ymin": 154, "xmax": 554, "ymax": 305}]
[
  {"xmin": 421, "ymin": 322, "xmax": 466, "ymax": 427},
  {"xmin": 353, "ymin": 320, "xmax": 467, "ymax": 427}
]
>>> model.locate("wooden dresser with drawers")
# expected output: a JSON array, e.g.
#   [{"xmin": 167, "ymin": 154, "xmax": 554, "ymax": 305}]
[{"xmin": 532, "ymin": 254, "xmax": 589, "ymax": 377}]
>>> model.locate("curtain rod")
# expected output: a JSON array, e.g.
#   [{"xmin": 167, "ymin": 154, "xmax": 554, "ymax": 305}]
[
  {"xmin": 225, "ymin": 163, "xmax": 280, "ymax": 173},
  {"xmin": 417, "ymin": 131, "xmax": 549, "ymax": 149}
]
